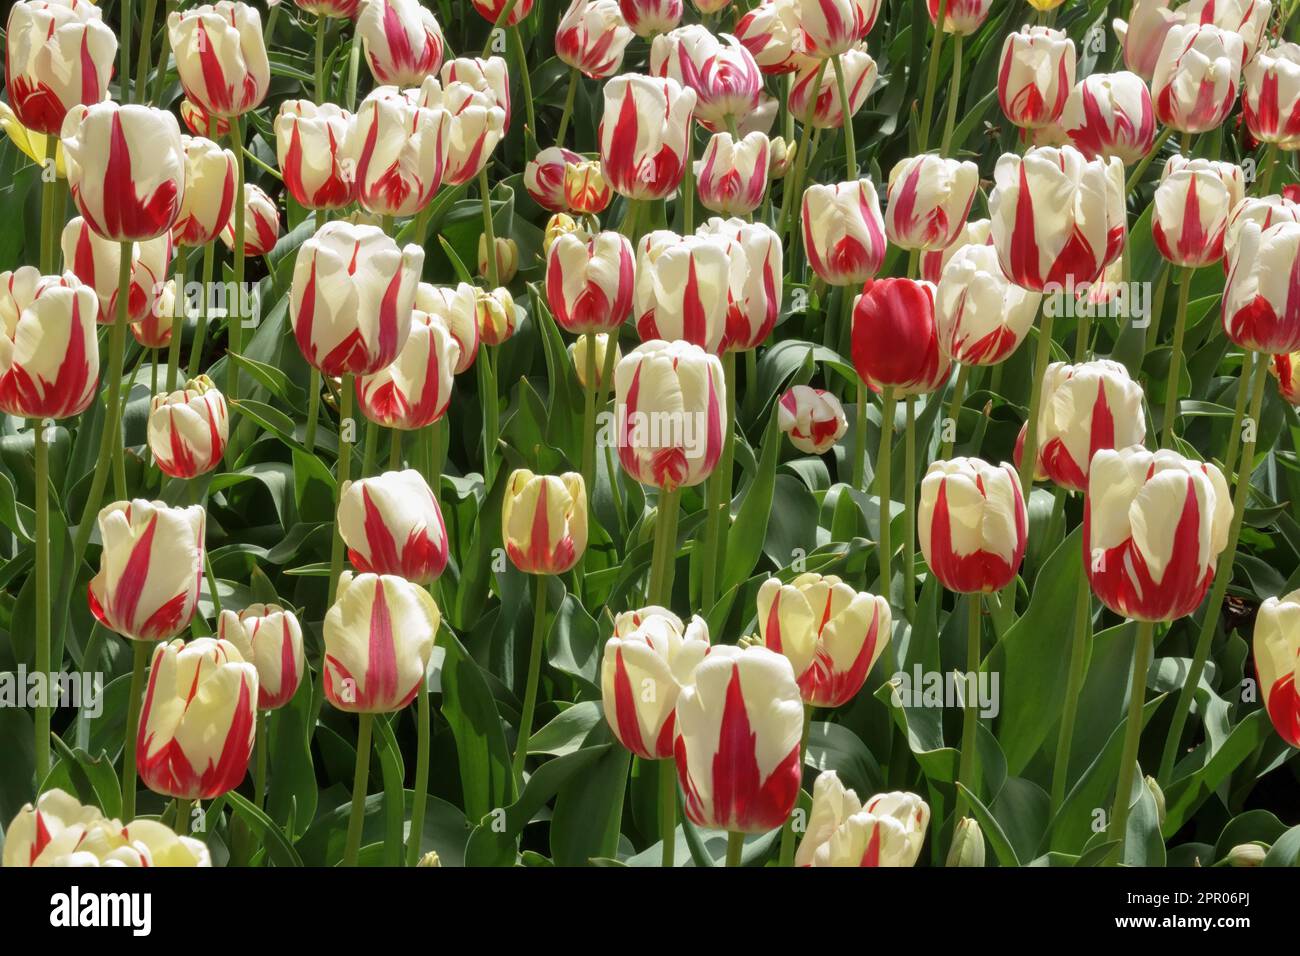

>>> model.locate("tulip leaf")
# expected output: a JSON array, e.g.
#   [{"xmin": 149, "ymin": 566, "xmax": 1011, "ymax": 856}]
[
  {"xmin": 439, "ymin": 629, "xmax": 516, "ymax": 822},
  {"xmin": 224, "ymin": 791, "xmax": 304, "ymax": 867},
  {"xmin": 955, "ymin": 783, "xmax": 1020, "ymax": 868},
  {"xmin": 721, "ymin": 406, "xmax": 781, "ymax": 593}
]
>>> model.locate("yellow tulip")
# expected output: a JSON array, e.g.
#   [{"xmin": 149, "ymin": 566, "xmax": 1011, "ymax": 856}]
[{"xmin": 0, "ymin": 103, "xmax": 66, "ymax": 178}]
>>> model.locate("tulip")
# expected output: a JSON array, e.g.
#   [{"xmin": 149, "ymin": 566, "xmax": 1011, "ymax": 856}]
[
  {"xmin": 1254, "ymin": 590, "xmax": 1300, "ymax": 748},
  {"xmin": 601, "ymin": 607, "xmax": 710, "ymax": 759},
  {"xmin": 557, "ymin": 0, "xmax": 635, "ymax": 79},
  {"xmin": 674, "ymin": 644, "xmax": 803, "ymax": 834},
  {"xmin": 919, "ymin": 456, "xmax": 1028, "ymax": 596},
  {"xmin": 441, "ymin": 56, "xmax": 512, "ymax": 126},
  {"xmin": 802, "ymin": 179, "xmax": 887, "ymax": 286},
  {"xmin": 1223, "ymin": 220, "xmax": 1300, "ymax": 354},
  {"xmin": 337, "ymin": 470, "xmax": 449, "ymax": 584},
  {"xmin": 290, "ymin": 220, "xmax": 422, "ymax": 376},
  {"xmin": 1227, "ymin": 842, "xmax": 1268, "ymax": 867},
  {"xmin": 358, "ymin": 311, "xmax": 461, "ymax": 429},
  {"xmin": 1152, "ymin": 24, "xmax": 1244, "ymax": 134},
  {"xmin": 347, "ymin": 86, "xmax": 451, "ymax": 218},
  {"xmin": 565, "ymin": 160, "xmax": 613, "ymax": 213},
  {"xmin": 1225, "ymin": 195, "xmax": 1300, "ymax": 266},
  {"xmin": 220, "ymin": 183, "xmax": 280, "ymax": 257},
  {"xmin": 615, "ymin": 339, "xmax": 725, "ymax": 490},
  {"xmin": 1153, "ymin": 156, "xmax": 1244, "ymax": 268},
  {"xmin": 851, "ymin": 278, "xmax": 945, "ymax": 393},
  {"xmin": 650, "ymin": 28, "xmax": 762, "ymax": 133},
  {"xmin": 989, "ymin": 146, "xmax": 1124, "ymax": 292},
  {"xmin": 618, "ymin": 0, "xmax": 681, "ymax": 37},
  {"xmin": 998, "ymin": 26, "xmax": 1075, "ymax": 129},
  {"xmin": 3, "ymin": 789, "xmax": 211, "ymax": 867},
  {"xmin": 0, "ymin": 269, "xmax": 99, "ymax": 419},
  {"xmin": 757, "ymin": 573, "xmax": 890, "ymax": 707},
  {"xmin": 796, "ymin": 772, "xmax": 929, "ymax": 867},
  {"xmin": 132, "ymin": 278, "xmax": 178, "ymax": 350},
  {"xmin": 180, "ymin": 98, "xmax": 229, "ymax": 139},
  {"xmin": 735, "ymin": 0, "xmax": 805, "ymax": 75},
  {"xmin": 4, "ymin": 0, "xmax": 116, "ymax": 136},
  {"xmin": 1061, "ymin": 71, "xmax": 1157, "ymax": 165},
  {"xmin": 475, "ymin": 287, "xmax": 517, "ymax": 346},
  {"xmin": 697, "ymin": 217, "xmax": 783, "ymax": 352},
  {"xmin": 936, "ymin": 244, "xmax": 1041, "ymax": 366},
  {"xmin": 570, "ymin": 333, "xmax": 621, "ymax": 389},
  {"xmin": 167, "ymin": 2, "xmax": 270, "ymax": 119},
  {"xmin": 797, "ymin": 0, "xmax": 880, "ymax": 58},
  {"xmin": 1273, "ymin": 351, "xmax": 1300, "ymax": 404},
  {"xmin": 275, "ymin": 101, "xmax": 357, "ymax": 211},
  {"xmin": 323, "ymin": 571, "xmax": 440, "ymax": 712},
  {"xmin": 1244, "ymin": 43, "xmax": 1300, "ymax": 149},
  {"xmin": 61, "ymin": 103, "xmax": 186, "ymax": 243},
  {"xmin": 147, "ymin": 375, "xmax": 229, "ymax": 479},
  {"xmin": 768, "ymin": 135, "xmax": 796, "ymax": 179},
  {"xmin": 61, "ymin": 217, "xmax": 171, "ymax": 326},
  {"xmin": 599, "ymin": 74, "xmax": 697, "ymax": 201},
  {"xmin": 296, "ymin": 0, "xmax": 361, "ymax": 15},
  {"xmin": 787, "ymin": 46, "xmax": 878, "ymax": 129},
  {"xmin": 1116, "ymin": 0, "xmax": 1269, "ymax": 81},
  {"xmin": 525, "ymin": 146, "xmax": 583, "ymax": 213},
  {"xmin": 1085, "ymin": 447, "xmax": 1231, "ymax": 621},
  {"xmin": 417, "ymin": 79, "xmax": 505, "ymax": 188},
  {"xmin": 927, "ymin": 0, "xmax": 992, "ymax": 35},
  {"xmin": 478, "ymin": 234, "xmax": 519, "ymax": 285},
  {"xmin": 696, "ymin": 131, "xmax": 770, "ymax": 217},
  {"xmin": 885, "ymin": 154, "xmax": 979, "ymax": 252},
  {"xmin": 545, "ymin": 213, "xmax": 585, "ymax": 254},
  {"xmin": 778, "ymin": 385, "xmax": 847, "ymax": 455},
  {"xmin": 1016, "ymin": 360, "xmax": 1146, "ymax": 493},
  {"xmin": 173, "ymin": 136, "xmax": 238, "ymax": 246},
  {"xmin": 0, "ymin": 102, "xmax": 67, "ymax": 177},
  {"xmin": 502, "ymin": 470, "xmax": 588, "ymax": 574},
  {"xmin": 547, "ymin": 231, "xmax": 635, "ymax": 334},
  {"xmin": 218, "ymin": 604, "xmax": 306, "ymax": 711},
  {"xmin": 417, "ymin": 281, "xmax": 479, "ymax": 373},
  {"xmin": 921, "ymin": 217, "xmax": 991, "ymax": 285},
  {"xmin": 634, "ymin": 231, "xmax": 738, "ymax": 352},
  {"xmin": 357, "ymin": 0, "xmax": 445, "ymax": 87},
  {"xmin": 947, "ymin": 816, "xmax": 986, "ymax": 867},
  {"xmin": 472, "ymin": 0, "xmax": 534, "ymax": 25}
]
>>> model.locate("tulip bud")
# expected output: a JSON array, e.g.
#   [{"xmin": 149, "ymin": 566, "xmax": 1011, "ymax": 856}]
[
  {"xmin": 921, "ymin": 218, "xmax": 991, "ymax": 285},
  {"xmin": 359, "ymin": 310, "xmax": 461, "ymax": 429},
  {"xmin": 936, "ymin": 244, "xmax": 1041, "ymax": 368},
  {"xmin": 778, "ymin": 386, "xmax": 847, "ymax": 455},
  {"xmin": 634, "ymin": 231, "xmax": 738, "ymax": 353},
  {"xmin": 802, "ymin": 179, "xmax": 887, "ymax": 287},
  {"xmin": 417, "ymin": 850, "xmax": 442, "ymax": 867},
  {"xmin": 796, "ymin": 771, "xmax": 929, "ymax": 866},
  {"xmin": 696, "ymin": 131, "xmax": 770, "ymax": 217},
  {"xmin": 526, "ymin": 147, "xmax": 583, "ymax": 213},
  {"xmin": 217, "ymin": 604, "xmax": 305, "ymax": 711},
  {"xmin": 1244, "ymin": 43, "xmax": 1300, "ymax": 148},
  {"xmin": 788, "ymin": 47, "xmax": 878, "ymax": 129},
  {"xmin": 61, "ymin": 217, "xmax": 171, "ymax": 326},
  {"xmin": 416, "ymin": 79, "xmax": 504, "ymax": 188},
  {"xmin": 502, "ymin": 470, "xmax": 588, "ymax": 574},
  {"xmin": 167, "ymin": 2, "xmax": 270, "ymax": 119},
  {"xmin": 989, "ymin": 146, "xmax": 1124, "ymax": 292},
  {"xmin": 544, "ymin": 213, "xmax": 585, "ymax": 255},
  {"xmin": 5, "ymin": 0, "xmax": 116, "ymax": 136},
  {"xmin": 1227, "ymin": 843, "xmax": 1267, "ymax": 867},
  {"xmin": 417, "ymin": 281, "xmax": 480, "ymax": 373},
  {"xmin": 1273, "ymin": 351, "xmax": 1300, "ymax": 405},
  {"xmin": 885, "ymin": 154, "xmax": 979, "ymax": 252},
  {"xmin": 275, "ymin": 101, "xmax": 357, "ymax": 211},
  {"xmin": 1144, "ymin": 775, "xmax": 1167, "ymax": 827},
  {"xmin": 88, "ymin": 500, "xmax": 205, "ymax": 642},
  {"xmin": 1224, "ymin": 221, "xmax": 1300, "ymax": 354},
  {"xmin": 180, "ymin": 97, "xmax": 229, "ymax": 138},
  {"xmin": 347, "ymin": 86, "xmax": 451, "ymax": 217},
  {"xmin": 290, "ymin": 220, "xmax": 422, "ymax": 376},
  {"xmin": 674, "ymin": 644, "xmax": 803, "ymax": 833},
  {"xmin": 569, "ymin": 333, "xmax": 621, "ymax": 389},
  {"xmin": 172, "ymin": 136, "xmax": 238, "ymax": 246},
  {"xmin": 947, "ymin": 817, "xmax": 985, "ymax": 867},
  {"xmin": 357, "ymin": 0, "xmax": 445, "ymax": 87},
  {"xmin": 0, "ymin": 269, "xmax": 99, "ymax": 419},
  {"xmin": 600, "ymin": 74, "xmax": 697, "ymax": 200},
  {"xmin": 852, "ymin": 278, "xmax": 946, "ymax": 392},
  {"xmin": 651, "ymin": 27, "xmax": 761, "ymax": 132},
  {"xmin": 324, "ymin": 571, "xmax": 440, "ymax": 713},
  {"xmin": 1153, "ymin": 24, "xmax": 1244, "ymax": 134},
  {"xmin": 557, "ymin": 0, "xmax": 634, "ymax": 79},
  {"xmin": 998, "ymin": 26, "xmax": 1075, "ymax": 129},
  {"xmin": 221, "ymin": 182, "xmax": 281, "ymax": 257},
  {"xmin": 1061, "ymin": 71, "xmax": 1157, "ymax": 165},
  {"xmin": 564, "ymin": 160, "xmax": 613, "ymax": 214},
  {"xmin": 615, "ymin": 339, "xmax": 725, "ymax": 490},
  {"xmin": 757, "ymin": 573, "xmax": 891, "ymax": 706},
  {"xmin": 3, "ymin": 788, "xmax": 211, "ymax": 868},
  {"xmin": 735, "ymin": 0, "xmax": 805, "ymax": 75},
  {"xmin": 1254, "ymin": 590, "xmax": 1300, "ymax": 748},
  {"xmin": 618, "ymin": 0, "xmax": 682, "ymax": 38},
  {"xmin": 61, "ymin": 102, "xmax": 185, "ymax": 243},
  {"xmin": 767, "ymin": 135, "xmax": 795, "ymax": 179},
  {"xmin": 697, "ymin": 217, "xmax": 783, "ymax": 353},
  {"xmin": 475, "ymin": 287, "xmax": 517, "ymax": 346},
  {"xmin": 442, "ymin": 56, "xmax": 512, "ymax": 127},
  {"xmin": 797, "ymin": 0, "xmax": 880, "ymax": 58},
  {"xmin": 547, "ymin": 231, "xmax": 635, "ymax": 334},
  {"xmin": 601, "ymin": 607, "xmax": 710, "ymax": 759},
  {"xmin": 927, "ymin": 0, "xmax": 992, "ymax": 35},
  {"xmin": 338, "ymin": 470, "xmax": 449, "ymax": 583},
  {"xmin": 472, "ymin": 0, "xmax": 535, "ymax": 25},
  {"xmin": 131, "ymin": 277, "xmax": 176, "ymax": 349},
  {"xmin": 1085, "ymin": 447, "xmax": 1231, "ymax": 621},
  {"xmin": 478, "ymin": 234, "xmax": 519, "ymax": 285},
  {"xmin": 148, "ymin": 375, "xmax": 229, "ymax": 479},
  {"xmin": 920, "ymin": 458, "xmax": 1027, "ymax": 594}
]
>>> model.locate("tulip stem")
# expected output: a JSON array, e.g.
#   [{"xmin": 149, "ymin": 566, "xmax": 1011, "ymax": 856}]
[
  {"xmin": 581, "ymin": 332, "xmax": 598, "ymax": 499},
  {"xmin": 829, "ymin": 52, "xmax": 857, "ymax": 180},
  {"xmin": 511, "ymin": 574, "xmax": 549, "ymax": 787},
  {"xmin": 479, "ymin": 168, "xmax": 500, "ymax": 289},
  {"xmin": 777, "ymin": 703, "xmax": 812, "ymax": 866},
  {"xmin": 1108, "ymin": 619, "xmax": 1155, "ymax": 863},
  {"xmin": 39, "ymin": 140, "xmax": 58, "ymax": 274},
  {"xmin": 134, "ymin": 0, "xmax": 159, "ymax": 104},
  {"xmin": 405, "ymin": 678, "xmax": 431, "ymax": 866},
  {"xmin": 940, "ymin": 363, "xmax": 969, "ymax": 459},
  {"xmin": 725, "ymin": 831, "xmax": 744, "ymax": 867},
  {"xmin": 1142, "ymin": 262, "xmax": 1170, "ymax": 363},
  {"xmin": 1125, "ymin": 126, "xmax": 1175, "ymax": 193},
  {"xmin": 187, "ymin": 241, "xmax": 217, "ymax": 377},
  {"xmin": 682, "ymin": 127, "xmax": 696, "ymax": 234},
  {"xmin": 510, "ymin": 26, "xmax": 535, "ymax": 144},
  {"xmin": 659, "ymin": 757, "xmax": 676, "ymax": 867},
  {"xmin": 902, "ymin": 398, "xmax": 917, "ymax": 621},
  {"xmin": 342, "ymin": 713, "xmax": 374, "ymax": 867},
  {"xmin": 1160, "ymin": 266, "xmax": 1193, "ymax": 449},
  {"xmin": 918, "ymin": 0, "xmax": 948, "ymax": 154},
  {"xmin": 388, "ymin": 431, "xmax": 402, "ymax": 470},
  {"xmin": 778, "ymin": 59, "xmax": 827, "ymax": 246},
  {"xmin": 362, "ymin": 418, "xmax": 379, "ymax": 476},
  {"xmin": 328, "ymin": 374, "xmax": 356, "ymax": 605},
  {"xmin": 253, "ymin": 710, "xmax": 268, "ymax": 811},
  {"xmin": 700, "ymin": 352, "xmax": 736, "ymax": 611},
  {"xmin": 1221, "ymin": 356, "xmax": 1253, "ymax": 481},
  {"xmin": 347, "ymin": 27, "xmax": 363, "ymax": 112},
  {"xmin": 314, "ymin": 14, "xmax": 327, "ymax": 103},
  {"xmin": 648, "ymin": 486, "xmax": 682, "ymax": 607},
  {"xmin": 304, "ymin": 368, "xmax": 323, "ymax": 453},
  {"xmin": 955, "ymin": 593, "xmax": 982, "ymax": 817},
  {"xmin": 228, "ymin": 114, "xmax": 247, "ymax": 412},
  {"xmin": 121, "ymin": 640, "xmax": 150, "ymax": 822},
  {"xmin": 166, "ymin": 246, "xmax": 189, "ymax": 391},
  {"xmin": 1049, "ymin": 565, "xmax": 1092, "ymax": 823},
  {"xmin": 873, "ymin": 388, "xmax": 896, "ymax": 601},
  {"xmin": 556, "ymin": 68, "xmax": 579, "ymax": 147},
  {"xmin": 33, "ymin": 419, "xmax": 51, "ymax": 787},
  {"xmin": 175, "ymin": 799, "xmax": 194, "ymax": 835},
  {"xmin": 479, "ymin": 345, "xmax": 499, "ymax": 487},
  {"xmin": 482, "ymin": 0, "xmax": 521, "ymax": 57},
  {"xmin": 113, "ymin": 244, "xmax": 134, "ymax": 500},
  {"xmin": 1157, "ymin": 352, "xmax": 1270, "ymax": 784},
  {"xmin": 1004, "ymin": 308, "xmax": 1055, "ymax": 609},
  {"xmin": 940, "ymin": 35, "xmax": 963, "ymax": 158}
]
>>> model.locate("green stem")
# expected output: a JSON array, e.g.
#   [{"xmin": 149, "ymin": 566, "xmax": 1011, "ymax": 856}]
[
  {"xmin": 479, "ymin": 168, "xmax": 499, "ymax": 287},
  {"xmin": 903, "ymin": 397, "xmax": 917, "ymax": 622},
  {"xmin": 1125, "ymin": 126, "xmax": 1174, "ymax": 193},
  {"xmin": 121, "ymin": 640, "xmax": 150, "ymax": 821},
  {"xmin": 778, "ymin": 59, "xmax": 827, "ymax": 244},
  {"xmin": 362, "ymin": 417, "xmax": 378, "ymax": 476},
  {"xmin": 405, "ymin": 677, "xmax": 431, "ymax": 866},
  {"xmin": 682, "ymin": 125, "xmax": 695, "ymax": 233},
  {"xmin": 112, "ymin": 243, "xmax": 133, "ymax": 500},
  {"xmin": 1161, "ymin": 266, "xmax": 1193, "ymax": 448},
  {"xmin": 346, "ymin": 27, "xmax": 362, "ymax": 112},
  {"xmin": 149, "ymin": 0, "xmax": 174, "ymax": 106},
  {"xmin": 134, "ymin": 0, "xmax": 159, "ymax": 103},
  {"xmin": 228, "ymin": 114, "xmax": 247, "ymax": 406},
  {"xmin": 165, "ymin": 246, "xmax": 188, "ymax": 390},
  {"xmin": 647, "ymin": 486, "xmax": 682, "ymax": 606},
  {"xmin": 1109, "ymin": 619, "xmax": 1155, "ymax": 862},
  {"xmin": 1221, "ymin": 356, "xmax": 1252, "ymax": 481},
  {"xmin": 174, "ymin": 799, "xmax": 194, "ymax": 835},
  {"xmin": 777, "ymin": 703, "xmax": 811, "ymax": 866},
  {"xmin": 33, "ymin": 420, "xmax": 51, "ymax": 785},
  {"xmin": 315, "ymin": 14, "xmax": 327, "ymax": 102},
  {"xmin": 831, "ymin": 52, "xmax": 856, "ymax": 179},
  {"xmin": 510, "ymin": 25, "xmax": 535, "ymax": 143},
  {"xmin": 940, "ymin": 363, "xmax": 969, "ymax": 459},
  {"xmin": 481, "ymin": 0, "xmax": 521, "ymax": 57},
  {"xmin": 388, "ymin": 430, "xmax": 402, "ymax": 470},
  {"xmin": 917, "ymin": 0, "xmax": 948, "ymax": 153},
  {"xmin": 874, "ymin": 388, "xmax": 896, "ymax": 599},
  {"xmin": 342, "ymin": 713, "xmax": 374, "ymax": 867},
  {"xmin": 328, "ymin": 374, "xmax": 355, "ymax": 605},
  {"xmin": 1050, "ymin": 565, "xmax": 1092, "ymax": 819},
  {"xmin": 659, "ymin": 757, "xmax": 676, "ymax": 867},
  {"xmin": 479, "ymin": 345, "xmax": 499, "ymax": 487},
  {"xmin": 187, "ymin": 241, "xmax": 217, "ymax": 377},
  {"xmin": 304, "ymin": 368, "xmax": 323, "ymax": 453},
  {"xmin": 40, "ymin": 141, "xmax": 58, "ymax": 274},
  {"xmin": 253, "ymin": 710, "xmax": 268, "ymax": 810},
  {"xmin": 940, "ymin": 34, "xmax": 963, "ymax": 157},
  {"xmin": 581, "ymin": 331, "xmax": 597, "ymax": 496},
  {"xmin": 1142, "ymin": 262, "xmax": 1171, "ymax": 364},
  {"xmin": 853, "ymin": 380, "xmax": 867, "ymax": 489},
  {"xmin": 511, "ymin": 573, "xmax": 549, "ymax": 786},
  {"xmin": 955, "ymin": 593, "xmax": 981, "ymax": 816},
  {"xmin": 556, "ymin": 67, "xmax": 579, "ymax": 147},
  {"xmin": 700, "ymin": 352, "xmax": 737, "ymax": 610},
  {"xmin": 725, "ymin": 830, "xmax": 744, "ymax": 867}
]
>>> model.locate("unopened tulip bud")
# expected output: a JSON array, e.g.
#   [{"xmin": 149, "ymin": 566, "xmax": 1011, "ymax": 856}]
[
  {"xmin": 544, "ymin": 213, "xmax": 585, "ymax": 255},
  {"xmin": 696, "ymin": 131, "xmax": 769, "ymax": 217},
  {"xmin": 148, "ymin": 375, "xmax": 229, "ymax": 479},
  {"xmin": 275, "ymin": 101, "xmax": 357, "ymax": 211},
  {"xmin": 1144, "ymin": 776, "xmax": 1167, "ymax": 828},
  {"xmin": 557, "ymin": 0, "xmax": 634, "ymax": 79},
  {"xmin": 0, "ymin": 269, "xmax": 99, "ymax": 419},
  {"xmin": 1224, "ymin": 221, "xmax": 1300, "ymax": 354},
  {"xmin": 618, "ymin": 0, "xmax": 682, "ymax": 38},
  {"xmin": 564, "ymin": 160, "xmax": 613, "ymax": 214},
  {"xmin": 1227, "ymin": 843, "xmax": 1267, "ymax": 867},
  {"xmin": 796, "ymin": 772, "xmax": 929, "ymax": 866},
  {"xmin": 803, "ymin": 179, "xmax": 887, "ymax": 287},
  {"xmin": 600, "ymin": 74, "xmax": 697, "ymax": 200},
  {"xmin": 417, "ymin": 850, "xmax": 442, "ymax": 867},
  {"xmin": 768, "ymin": 136, "xmax": 795, "ymax": 179},
  {"xmin": 339, "ymin": 470, "xmax": 449, "ymax": 583},
  {"xmin": 221, "ymin": 182, "xmax": 281, "ymax": 257},
  {"xmin": 778, "ymin": 386, "xmax": 847, "ymax": 455},
  {"xmin": 526, "ymin": 146, "xmax": 582, "ymax": 213},
  {"xmin": 180, "ymin": 98, "xmax": 229, "ymax": 138},
  {"xmin": 947, "ymin": 817, "xmax": 985, "ymax": 867},
  {"xmin": 998, "ymin": 26, "xmax": 1075, "ymax": 129},
  {"xmin": 357, "ymin": 0, "xmax": 446, "ymax": 87},
  {"xmin": 502, "ymin": 470, "xmax": 588, "ymax": 574},
  {"xmin": 1254, "ymin": 590, "xmax": 1300, "ymax": 748},
  {"xmin": 570, "ymin": 333, "xmax": 621, "ymax": 390},
  {"xmin": 167, "ymin": 2, "xmax": 270, "ymax": 119},
  {"xmin": 1153, "ymin": 156, "xmax": 1244, "ymax": 268},
  {"xmin": 417, "ymin": 281, "xmax": 480, "ymax": 373},
  {"xmin": 5, "ymin": 0, "xmax": 116, "ymax": 136},
  {"xmin": 852, "ymin": 278, "xmax": 946, "ymax": 393},
  {"xmin": 920, "ymin": 458, "xmax": 1028, "ymax": 594},
  {"xmin": 886, "ymin": 154, "xmax": 979, "ymax": 252},
  {"xmin": 475, "ymin": 287, "xmax": 517, "ymax": 346},
  {"xmin": 788, "ymin": 47, "xmax": 878, "ymax": 129},
  {"xmin": 478, "ymin": 234, "xmax": 518, "ymax": 285},
  {"xmin": 1061, "ymin": 71, "xmax": 1157, "ymax": 165},
  {"xmin": 1152, "ymin": 24, "xmax": 1244, "ymax": 135},
  {"xmin": 547, "ymin": 231, "xmax": 635, "ymax": 333},
  {"xmin": 218, "ymin": 604, "xmax": 305, "ymax": 711}
]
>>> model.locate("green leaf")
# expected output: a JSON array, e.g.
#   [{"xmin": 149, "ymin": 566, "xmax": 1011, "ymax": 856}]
[
  {"xmin": 439, "ymin": 630, "xmax": 516, "ymax": 821},
  {"xmin": 224, "ymin": 791, "xmax": 304, "ymax": 867},
  {"xmin": 721, "ymin": 406, "xmax": 782, "ymax": 592}
]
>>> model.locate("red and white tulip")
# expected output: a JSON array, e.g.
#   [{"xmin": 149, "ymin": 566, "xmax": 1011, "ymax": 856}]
[
  {"xmin": 547, "ymin": 230, "xmax": 636, "ymax": 334},
  {"xmin": 502, "ymin": 470, "xmax": 588, "ymax": 574},
  {"xmin": 4, "ymin": 0, "xmax": 116, "ymax": 136},
  {"xmin": 417, "ymin": 281, "xmax": 479, "ymax": 373},
  {"xmin": 696, "ymin": 131, "xmax": 770, "ymax": 217},
  {"xmin": 1153, "ymin": 156, "xmax": 1244, "ymax": 268},
  {"xmin": 173, "ymin": 136, "xmax": 238, "ymax": 246},
  {"xmin": 0, "ymin": 269, "xmax": 99, "ymax": 419},
  {"xmin": 275, "ymin": 101, "xmax": 357, "ymax": 211},
  {"xmin": 218, "ymin": 604, "xmax": 306, "ymax": 711},
  {"xmin": 634, "ymin": 230, "xmax": 738, "ymax": 352},
  {"xmin": 599, "ymin": 74, "xmax": 696, "ymax": 200},
  {"xmin": 220, "ymin": 182, "xmax": 281, "ymax": 257},
  {"xmin": 1254, "ymin": 590, "xmax": 1300, "ymax": 749},
  {"xmin": 697, "ymin": 217, "xmax": 783, "ymax": 353},
  {"xmin": 147, "ymin": 375, "xmax": 229, "ymax": 479},
  {"xmin": 339, "ymin": 470, "xmax": 449, "ymax": 584},
  {"xmin": 61, "ymin": 217, "xmax": 171, "ymax": 325},
  {"xmin": 650, "ymin": 27, "xmax": 762, "ymax": 133},
  {"xmin": 1152, "ymin": 23, "xmax": 1244, "ymax": 134},
  {"xmin": 735, "ymin": 0, "xmax": 805, "ymax": 75},
  {"xmin": 525, "ymin": 146, "xmax": 583, "ymax": 213},
  {"xmin": 926, "ymin": 0, "xmax": 992, "ymax": 35},
  {"xmin": 357, "ymin": 0, "xmax": 445, "ymax": 87},
  {"xmin": 417, "ymin": 79, "xmax": 504, "ymax": 188},
  {"xmin": 358, "ymin": 310, "xmax": 461, "ymax": 429},
  {"xmin": 796, "ymin": 0, "xmax": 880, "ymax": 58},
  {"xmin": 796, "ymin": 772, "xmax": 929, "ymax": 867},
  {"xmin": 998, "ymin": 26, "xmax": 1075, "ymax": 129},
  {"xmin": 1224, "ymin": 220, "xmax": 1300, "ymax": 354},
  {"xmin": 557, "ymin": 0, "xmax": 634, "ymax": 79},
  {"xmin": 1061, "ymin": 71, "xmax": 1156, "ymax": 165},
  {"xmin": 921, "ymin": 217, "xmax": 991, "ymax": 284},
  {"xmin": 348, "ymin": 85, "xmax": 451, "ymax": 217},
  {"xmin": 802, "ymin": 178, "xmax": 887, "ymax": 287},
  {"xmin": 167, "ymin": 2, "xmax": 270, "ymax": 119},
  {"xmin": 1244, "ymin": 42, "xmax": 1300, "ymax": 149},
  {"xmin": 778, "ymin": 385, "xmax": 848, "ymax": 455},
  {"xmin": 920, "ymin": 458, "xmax": 1028, "ymax": 594},
  {"xmin": 885, "ymin": 154, "xmax": 979, "ymax": 252},
  {"xmin": 787, "ymin": 46, "xmax": 877, "ymax": 129},
  {"xmin": 936, "ymin": 243, "xmax": 1041, "ymax": 366},
  {"xmin": 618, "ymin": 0, "xmax": 681, "ymax": 37}
]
